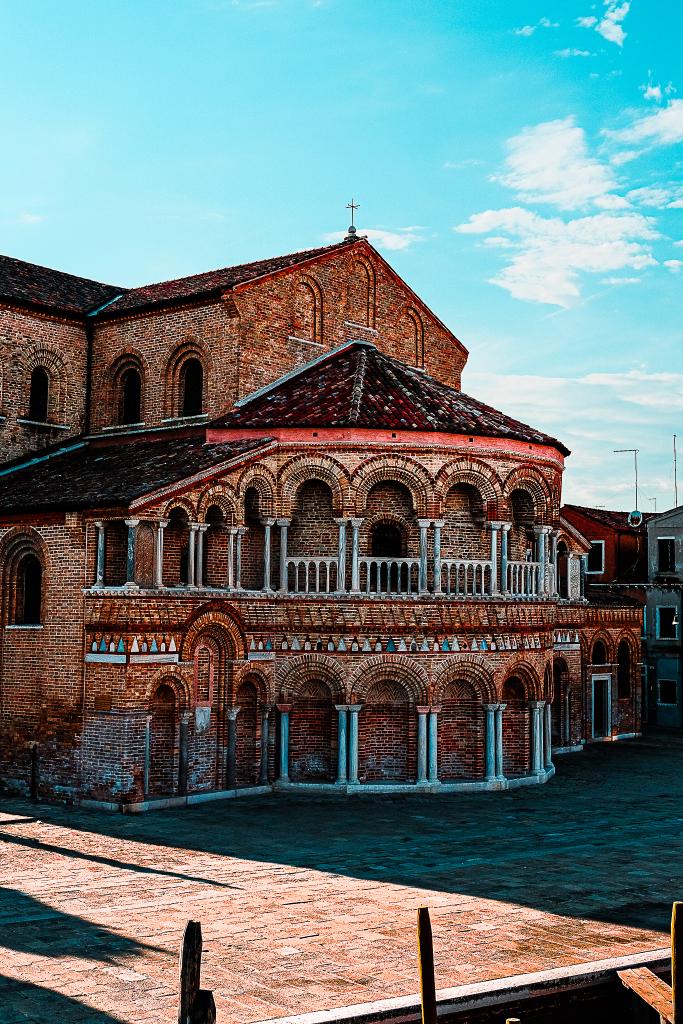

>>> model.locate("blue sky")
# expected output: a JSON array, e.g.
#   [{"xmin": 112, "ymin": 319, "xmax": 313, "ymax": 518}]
[{"xmin": 1, "ymin": 0, "xmax": 682, "ymax": 511}]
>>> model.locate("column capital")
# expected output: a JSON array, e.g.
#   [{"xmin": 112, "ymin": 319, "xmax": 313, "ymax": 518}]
[
  {"xmin": 483, "ymin": 702, "xmax": 500, "ymax": 711},
  {"xmin": 335, "ymin": 704, "xmax": 350, "ymax": 712},
  {"xmin": 226, "ymin": 706, "xmax": 241, "ymax": 721},
  {"xmin": 497, "ymin": 702, "xmax": 507, "ymax": 712},
  {"xmin": 417, "ymin": 518, "xmax": 432, "ymax": 529},
  {"xmin": 429, "ymin": 704, "xmax": 442, "ymax": 714},
  {"xmin": 260, "ymin": 703, "xmax": 273, "ymax": 716},
  {"xmin": 124, "ymin": 518, "xmax": 140, "ymax": 528},
  {"xmin": 349, "ymin": 517, "xmax": 364, "ymax": 527},
  {"xmin": 276, "ymin": 518, "xmax": 291, "ymax": 527},
  {"xmin": 276, "ymin": 703, "xmax": 292, "ymax": 713},
  {"xmin": 157, "ymin": 519, "xmax": 169, "ymax": 529},
  {"xmin": 500, "ymin": 521, "xmax": 512, "ymax": 532},
  {"xmin": 488, "ymin": 520, "xmax": 504, "ymax": 530},
  {"xmin": 333, "ymin": 517, "xmax": 349, "ymax": 526},
  {"xmin": 347, "ymin": 704, "xmax": 363, "ymax": 713},
  {"xmin": 528, "ymin": 699, "xmax": 545, "ymax": 710},
  {"xmin": 188, "ymin": 521, "xmax": 201, "ymax": 531},
  {"xmin": 432, "ymin": 519, "xmax": 445, "ymax": 528},
  {"xmin": 533, "ymin": 524, "xmax": 552, "ymax": 535},
  {"xmin": 261, "ymin": 517, "xmax": 276, "ymax": 527},
  {"xmin": 416, "ymin": 705, "xmax": 431, "ymax": 715},
  {"xmin": 94, "ymin": 520, "xmax": 105, "ymax": 529}
]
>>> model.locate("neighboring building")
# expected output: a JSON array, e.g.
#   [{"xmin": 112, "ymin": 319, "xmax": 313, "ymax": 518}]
[
  {"xmin": 645, "ymin": 507, "xmax": 683, "ymax": 728},
  {"xmin": 561, "ymin": 504, "xmax": 650, "ymax": 587},
  {"xmin": 0, "ymin": 235, "xmax": 643, "ymax": 810}
]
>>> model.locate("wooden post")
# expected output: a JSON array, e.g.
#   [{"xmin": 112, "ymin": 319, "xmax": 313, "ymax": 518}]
[
  {"xmin": 178, "ymin": 920, "xmax": 216, "ymax": 1024},
  {"xmin": 673, "ymin": 902, "xmax": 683, "ymax": 1024},
  {"xmin": 417, "ymin": 906, "xmax": 437, "ymax": 1024}
]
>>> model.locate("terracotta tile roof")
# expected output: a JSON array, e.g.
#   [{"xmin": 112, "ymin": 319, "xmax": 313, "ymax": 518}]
[
  {"xmin": 0, "ymin": 253, "xmax": 123, "ymax": 316},
  {"xmin": 0, "ymin": 433, "xmax": 271, "ymax": 513},
  {"xmin": 562, "ymin": 504, "xmax": 653, "ymax": 532},
  {"xmin": 99, "ymin": 239, "xmax": 355, "ymax": 317},
  {"xmin": 215, "ymin": 341, "xmax": 570, "ymax": 455}
]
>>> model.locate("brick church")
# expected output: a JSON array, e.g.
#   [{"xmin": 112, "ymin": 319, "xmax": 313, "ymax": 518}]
[{"xmin": 0, "ymin": 229, "xmax": 642, "ymax": 809}]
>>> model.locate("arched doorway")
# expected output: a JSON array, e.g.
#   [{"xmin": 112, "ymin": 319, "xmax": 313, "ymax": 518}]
[
  {"xmin": 438, "ymin": 680, "xmax": 485, "ymax": 780},
  {"xmin": 359, "ymin": 680, "xmax": 413, "ymax": 782},
  {"xmin": 289, "ymin": 680, "xmax": 336, "ymax": 782},
  {"xmin": 502, "ymin": 675, "xmax": 530, "ymax": 776},
  {"xmin": 236, "ymin": 680, "xmax": 259, "ymax": 785},
  {"xmin": 148, "ymin": 684, "xmax": 178, "ymax": 796}
]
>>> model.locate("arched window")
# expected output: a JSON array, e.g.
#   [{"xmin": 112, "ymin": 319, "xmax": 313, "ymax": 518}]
[
  {"xmin": 617, "ymin": 640, "xmax": 631, "ymax": 698},
  {"xmin": 16, "ymin": 553, "xmax": 42, "ymax": 624},
  {"xmin": 180, "ymin": 359, "xmax": 203, "ymax": 417},
  {"xmin": 371, "ymin": 522, "xmax": 403, "ymax": 558},
  {"xmin": 592, "ymin": 639, "xmax": 608, "ymax": 665},
  {"xmin": 29, "ymin": 367, "xmax": 49, "ymax": 422},
  {"xmin": 120, "ymin": 368, "xmax": 142, "ymax": 425}
]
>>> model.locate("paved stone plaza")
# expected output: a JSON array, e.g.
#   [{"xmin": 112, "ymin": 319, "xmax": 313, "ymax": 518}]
[{"xmin": 0, "ymin": 737, "xmax": 681, "ymax": 1024}]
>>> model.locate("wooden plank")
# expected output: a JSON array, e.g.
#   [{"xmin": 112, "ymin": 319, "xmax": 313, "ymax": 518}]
[
  {"xmin": 417, "ymin": 907, "xmax": 437, "ymax": 1024},
  {"xmin": 178, "ymin": 920, "xmax": 216, "ymax": 1024},
  {"xmin": 618, "ymin": 967, "xmax": 673, "ymax": 1021},
  {"xmin": 673, "ymin": 902, "xmax": 683, "ymax": 1024}
]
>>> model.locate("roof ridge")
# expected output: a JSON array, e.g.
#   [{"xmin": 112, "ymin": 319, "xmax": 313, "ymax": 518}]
[{"xmin": 348, "ymin": 348, "xmax": 368, "ymax": 424}]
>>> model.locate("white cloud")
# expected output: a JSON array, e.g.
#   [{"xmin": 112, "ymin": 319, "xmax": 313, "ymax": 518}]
[
  {"xmin": 608, "ymin": 99, "xmax": 683, "ymax": 149},
  {"xmin": 456, "ymin": 207, "xmax": 657, "ymax": 306},
  {"xmin": 664, "ymin": 259, "xmax": 683, "ymax": 272},
  {"xmin": 673, "ymin": 240, "xmax": 683, "ymax": 248},
  {"xmin": 576, "ymin": 15, "xmax": 598, "ymax": 27},
  {"xmin": 555, "ymin": 48, "xmax": 595, "ymax": 57},
  {"xmin": 513, "ymin": 16, "xmax": 558, "ymax": 36},
  {"xmin": 464, "ymin": 365, "xmax": 683, "ymax": 507},
  {"xmin": 642, "ymin": 83, "xmax": 663, "ymax": 102},
  {"xmin": 601, "ymin": 276, "xmax": 641, "ymax": 284},
  {"xmin": 610, "ymin": 149, "xmax": 641, "ymax": 165},
  {"xmin": 443, "ymin": 158, "xmax": 484, "ymax": 170},
  {"xmin": 596, "ymin": 1, "xmax": 631, "ymax": 47},
  {"xmin": 324, "ymin": 227, "xmax": 424, "ymax": 251},
  {"xmin": 495, "ymin": 117, "xmax": 623, "ymax": 210},
  {"xmin": 16, "ymin": 212, "xmax": 43, "ymax": 225}
]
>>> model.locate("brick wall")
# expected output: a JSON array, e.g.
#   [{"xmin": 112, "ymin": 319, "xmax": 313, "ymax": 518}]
[{"xmin": 438, "ymin": 682, "xmax": 486, "ymax": 780}]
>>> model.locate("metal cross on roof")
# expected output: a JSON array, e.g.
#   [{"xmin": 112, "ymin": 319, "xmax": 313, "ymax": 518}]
[{"xmin": 346, "ymin": 198, "xmax": 359, "ymax": 227}]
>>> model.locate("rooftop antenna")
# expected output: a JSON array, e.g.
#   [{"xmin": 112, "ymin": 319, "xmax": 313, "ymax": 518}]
[
  {"xmin": 649, "ymin": 497, "xmax": 657, "ymax": 513},
  {"xmin": 675, "ymin": 434, "xmax": 679, "ymax": 507},
  {"xmin": 614, "ymin": 448, "xmax": 641, "ymax": 527},
  {"xmin": 345, "ymin": 198, "xmax": 359, "ymax": 240}
]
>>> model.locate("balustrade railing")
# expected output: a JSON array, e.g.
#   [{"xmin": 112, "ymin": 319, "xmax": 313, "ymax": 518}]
[
  {"xmin": 440, "ymin": 558, "xmax": 493, "ymax": 596},
  {"xmin": 359, "ymin": 557, "xmax": 420, "ymax": 595},
  {"xmin": 286, "ymin": 557, "xmax": 338, "ymax": 594},
  {"xmin": 506, "ymin": 560, "xmax": 540, "ymax": 597}
]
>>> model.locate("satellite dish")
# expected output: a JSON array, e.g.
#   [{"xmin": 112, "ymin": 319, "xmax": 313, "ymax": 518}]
[{"xmin": 628, "ymin": 509, "xmax": 643, "ymax": 528}]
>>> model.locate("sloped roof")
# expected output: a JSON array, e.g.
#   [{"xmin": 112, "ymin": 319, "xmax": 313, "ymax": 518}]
[
  {"xmin": 0, "ymin": 253, "xmax": 123, "ymax": 316},
  {"xmin": 562, "ymin": 504, "xmax": 653, "ymax": 533},
  {"xmin": 0, "ymin": 434, "xmax": 271, "ymax": 513},
  {"xmin": 98, "ymin": 239, "xmax": 355, "ymax": 317},
  {"xmin": 215, "ymin": 341, "xmax": 570, "ymax": 455}
]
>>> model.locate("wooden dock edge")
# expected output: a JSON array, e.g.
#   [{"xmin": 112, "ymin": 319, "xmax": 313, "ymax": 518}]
[{"xmin": 251, "ymin": 947, "xmax": 671, "ymax": 1024}]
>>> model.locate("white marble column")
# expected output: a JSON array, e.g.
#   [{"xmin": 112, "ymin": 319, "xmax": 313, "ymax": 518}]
[
  {"xmin": 533, "ymin": 526, "xmax": 547, "ymax": 596},
  {"xmin": 154, "ymin": 519, "xmax": 167, "ymax": 589},
  {"xmin": 334, "ymin": 518, "xmax": 348, "ymax": 594},
  {"xmin": 564, "ymin": 688, "xmax": 571, "ymax": 746},
  {"xmin": 262, "ymin": 518, "xmax": 275, "ymax": 592},
  {"xmin": 484, "ymin": 704, "xmax": 497, "ymax": 782},
  {"xmin": 489, "ymin": 522, "xmax": 501, "ymax": 596},
  {"xmin": 277, "ymin": 518, "xmax": 290, "ymax": 593},
  {"xmin": 550, "ymin": 530, "xmax": 559, "ymax": 597},
  {"xmin": 195, "ymin": 524, "xmax": 208, "ymax": 588},
  {"xmin": 226, "ymin": 527, "xmax": 237, "ymax": 590},
  {"xmin": 348, "ymin": 705, "xmax": 361, "ymax": 784},
  {"xmin": 186, "ymin": 524, "xmax": 199, "ymax": 587},
  {"xmin": 530, "ymin": 701, "xmax": 544, "ymax": 775},
  {"xmin": 544, "ymin": 701, "xmax": 553, "ymax": 770},
  {"xmin": 143, "ymin": 713, "xmax": 152, "ymax": 797},
  {"xmin": 335, "ymin": 705, "xmax": 348, "ymax": 784},
  {"xmin": 259, "ymin": 704, "xmax": 271, "ymax": 785},
  {"xmin": 417, "ymin": 520, "xmax": 431, "ymax": 595},
  {"xmin": 428, "ymin": 706, "xmax": 440, "ymax": 783},
  {"xmin": 417, "ymin": 706, "xmax": 429, "ymax": 783},
  {"xmin": 350, "ymin": 518, "xmax": 363, "ymax": 594},
  {"xmin": 277, "ymin": 704, "xmax": 291, "ymax": 781},
  {"xmin": 124, "ymin": 518, "xmax": 139, "ymax": 588},
  {"xmin": 495, "ymin": 703, "xmax": 506, "ymax": 780},
  {"xmin": 432, "ymin": 519, "xmax": 444, "ymax": 595},
  {"xmin": 500, "ymin": 523, "xmax": 511, "ymax": 595},
  {"xmin": 94, "ymin": 521, "xmax": 106, "ymax": 587}
]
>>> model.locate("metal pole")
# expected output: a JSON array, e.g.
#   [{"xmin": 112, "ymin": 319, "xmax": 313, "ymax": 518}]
[{"xmin": 675, "ymin": 434, "xmax": 679, "ymax": 508}]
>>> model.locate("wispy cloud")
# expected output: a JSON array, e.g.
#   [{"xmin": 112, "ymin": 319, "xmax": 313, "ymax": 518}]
[
  {"xmin": 456, "ymin": 207, "xmax": 657, "ymax": 307},
  {"xmin": 578, "ymin": 1, "xmax": 631, "ymax": 47},
  {"xmin": 443, "ymin": 158, "xmax": 484, "ymax": 170},
  {"xmin": 324, "ymin": 226, "xmax": 425, "ymax": 251},
  {"xmin": 607, "ymin": 99, "xmax": 683, "ymax": 156},
  {"xmin": 16, "ymin": 212, "xmax": 43, "ymax": 225},
  {"xmin": 464, "ymin": 365, "xmax": 682, "ymax": 506},
  {"xmin": 555, "ymin": 48, "xmax": 595, "ymax": 58},
  {"xmin": 493, "ymin": 117, "xmax": 623, "ymax": 210},
  {"xmin": 664, "ymin": 259, "xmax": 683, "ymax": 273},
  {"xmin": 513, "ymin": 16, "xmax": 559, "ymax": 37}
]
